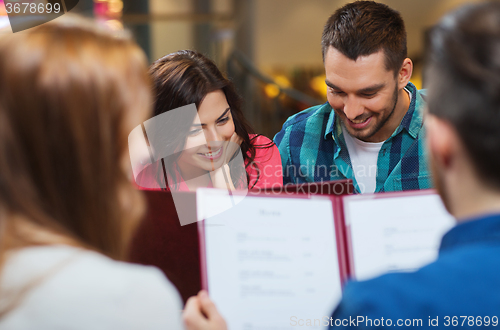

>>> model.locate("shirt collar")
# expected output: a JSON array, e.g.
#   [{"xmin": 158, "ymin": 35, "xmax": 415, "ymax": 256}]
[
  {"xmin": 440, "ymin": 213, "xmax": 500, "ymax": 253},
  {"xmin": 324, "ymin": 82, "xmax": 424, "ymax": 142}
]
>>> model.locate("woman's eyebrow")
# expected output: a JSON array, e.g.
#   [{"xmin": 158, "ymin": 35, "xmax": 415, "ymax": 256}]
[{"xmin": 216, "ymin": 108, "xmax": 231, "ymax": 121}]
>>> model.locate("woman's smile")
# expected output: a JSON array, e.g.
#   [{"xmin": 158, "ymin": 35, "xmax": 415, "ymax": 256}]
[{"xmin": 197, "ymin": 145, "xmax": 224, "ymax": 160}]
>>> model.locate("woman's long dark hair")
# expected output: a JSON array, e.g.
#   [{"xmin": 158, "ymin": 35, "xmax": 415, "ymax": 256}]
[{"xmin": 148, "ymin": 50, "xmax": 272, "ymax": 189}]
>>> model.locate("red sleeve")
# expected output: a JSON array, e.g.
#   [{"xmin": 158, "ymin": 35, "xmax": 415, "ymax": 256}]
[{"xmin": 246, "ymin": 134, "xmax": 283, "ymax": 189}]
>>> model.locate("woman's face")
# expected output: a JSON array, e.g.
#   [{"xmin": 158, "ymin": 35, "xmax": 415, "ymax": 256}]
[{"xmin": 177, "ymin": 89, "xmax": 235, "ymax": 178}]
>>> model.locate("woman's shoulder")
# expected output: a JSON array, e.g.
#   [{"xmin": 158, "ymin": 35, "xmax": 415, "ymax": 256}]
[
  {"xmin": 249, "ymin": 133, "xmax": 274, "ymax": 146},
  {"xmin": 247, "ymin": 134, "xmax": 283, "ymax": 188},
  {"xmin": 2, "ymin": 245, "xmax": 173, "ymax": 287},
  {"xmin": 248, "ymin": 134, "xmax": 280, "ymax": 162},
  {"xmin": 0, "ymin": 245, "xmax": 183, "ymax": 330}
]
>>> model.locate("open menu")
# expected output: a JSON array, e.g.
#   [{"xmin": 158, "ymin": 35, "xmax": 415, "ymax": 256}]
[
  {"xmin": 197, "ymin": 188, "xmax": 455, "ymax": 330},
  {"xmin": 129, "ymin": 180, "xmax": 354, "ymax": 304}
]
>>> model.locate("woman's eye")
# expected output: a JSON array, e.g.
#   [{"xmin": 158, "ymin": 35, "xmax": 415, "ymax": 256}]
[
  {"xmin": 188, "ymin": 128, "xmax": 202, "ymax": 136},
  {"xmin": 217, "ymin": 117, "xmax": 230, "ymax": 125}
]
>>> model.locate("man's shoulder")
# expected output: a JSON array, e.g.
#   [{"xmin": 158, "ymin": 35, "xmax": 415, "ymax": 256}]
[
  {"xmin": 333, "ymin": 268, "xmax": 445, "ymax": 327},
  {"xmin": 334, "ymin": 245, "xmax": 500, "ymax": 324},
  {"xmin": 280, "ymin": 102, "xmax": 332, "ymax": 131},
  {"xmin": 415, "ymin": 89, "xmax": 427, "ymax": 109},
  {"xmin": 417, "ymin": 88, "xmax": 427, "ymax": 99}
]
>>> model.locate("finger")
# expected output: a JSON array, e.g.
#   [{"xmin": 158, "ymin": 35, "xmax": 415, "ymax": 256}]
[
  {"xmin": 230, "ymin": 132, "xmax": 242, "ymax": 145},
  {"xmin": 198, "ymin": 291, "xmax": 221, "ymax": 319},
  {"xmin": 183, "ymin": 296, "xmax": 206, "ymax": 329}
]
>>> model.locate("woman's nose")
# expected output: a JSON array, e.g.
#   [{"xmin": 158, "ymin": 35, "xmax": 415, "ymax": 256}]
[{"xmin": 204, "ymin": 128, "xmax": 223, "ymax": 147}]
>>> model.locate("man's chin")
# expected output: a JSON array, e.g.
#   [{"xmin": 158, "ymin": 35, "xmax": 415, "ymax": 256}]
[{"xmin": 343, "ymin": 125, "xmax": 375, "ymax": 141}]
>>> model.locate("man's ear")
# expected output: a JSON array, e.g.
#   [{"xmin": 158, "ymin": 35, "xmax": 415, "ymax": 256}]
[
  {"xmin": 398, "ymin": 58, "xmax": 413, "ymax": 90},
  {"xmin": 426, "ymin": 114, "xmax": 455, "ymax": 169}
]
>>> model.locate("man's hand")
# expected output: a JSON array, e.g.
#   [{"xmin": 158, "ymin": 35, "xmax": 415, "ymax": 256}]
[{"xmin": 183, "ymin": 290, "xmax": 228, "ymax": 330}]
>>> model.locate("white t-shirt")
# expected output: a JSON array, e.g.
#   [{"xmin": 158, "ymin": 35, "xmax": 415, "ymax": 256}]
[
  {"xmin": 0, "ymin": 245, "xmax": 184, "ymax": 330},
  {"xmin": 343, "ymin": 128, "xmax": 384, "ymax": 193},
  {"xmin": 342, "ymin": 89, "xmax": 412, "ymax": 193}
]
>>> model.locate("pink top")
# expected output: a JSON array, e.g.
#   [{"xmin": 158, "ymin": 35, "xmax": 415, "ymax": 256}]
[
  {"xmin": 134, "ymin": 134, "xmax": 282, "ymax": 191},
  {"xmin": 246, "ymin": 135, "xmax": 282, "ymax": 189}
]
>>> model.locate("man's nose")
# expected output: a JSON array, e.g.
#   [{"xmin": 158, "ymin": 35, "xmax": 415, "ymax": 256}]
[{"xmin": 343, "ymin": 97, "xmax": 364, "ymax": 120}]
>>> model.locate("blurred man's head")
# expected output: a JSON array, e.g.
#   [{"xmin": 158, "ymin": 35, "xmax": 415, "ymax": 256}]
[
  {"xmin": 425, "ymin": 2, "xmax": 500, "ymax": 215},
  {"xmin": 322, "ymin": 1, "xmax": 412, "ymax": 142}
]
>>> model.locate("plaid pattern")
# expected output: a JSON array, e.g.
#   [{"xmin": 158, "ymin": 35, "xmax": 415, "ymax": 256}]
[{"xmin": 274, "ymin": 82, "xmax": 432, "ymax": 193}]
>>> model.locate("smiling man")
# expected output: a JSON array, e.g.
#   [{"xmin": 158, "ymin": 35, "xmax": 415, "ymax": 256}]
[{"xmin": 274, "ymin": 1, "xmax": 431, "ymax": 193}]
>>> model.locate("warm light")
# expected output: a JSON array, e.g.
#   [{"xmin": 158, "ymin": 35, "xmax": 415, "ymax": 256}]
[
  {"xmin": 104, "ymin": 19, "xmax": 123, "ymax": 31},
  {"xmin": 94, "ymin": 0, "xmax": 123, "ymax": 31},
  {"xmin": 0, "ymin": 0, "xmax": 6, "ymax": 16},
  {"xmin": 274, "ymin": 75, "xmax": 291, "ymax": 88},
  {"xmin": 108, "ymin": 0, "xmax": 123, "ymax": 14},
  {"xmin": 410, "ymin": 75, "xmax": 422, "ymax": 90},
  {"xmin": 94, "ymin": 0, "xmax": 123, "ymax": 19},
  {"xmin": 264, "ymin": 84, "xmax": 281, "ymax": 98},
  {"xmin": 264, "ymin": 74, "xmax": 291, "ymax": 99},
  {"xmin": 310, "ymin": 75, "xmax": 327, "ymax": 98},
  {"xmin": 0, "ymin": 0, "xmax": 9, "ymax": 31}
]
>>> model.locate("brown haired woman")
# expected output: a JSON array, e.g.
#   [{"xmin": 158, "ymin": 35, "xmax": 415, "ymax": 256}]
[
  {"xmin": 133, "ymin": 50, "xmax": 283, "ymax": 192},
  {"xmin": 0, "ymin": 18, "xmax": 186, "ymax": 328}
]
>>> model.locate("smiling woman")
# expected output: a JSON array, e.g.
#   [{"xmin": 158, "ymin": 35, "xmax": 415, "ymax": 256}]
[
  {"xmin": 135, "ymin": 50, "xmax": 283, "ymax": 191},
  {"xmin": 175, "ymin": 90, "xmax": 238, "ymax": 188}
]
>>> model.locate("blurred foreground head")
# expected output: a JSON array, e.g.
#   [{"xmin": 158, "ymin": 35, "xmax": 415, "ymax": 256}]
[
  {"xmin": 425, "ymin": 2, "xmax": 500, "ymax": 212},
  {"xmin": 0, "ymin": 16, "xmax": 151, "ymax": 259}
]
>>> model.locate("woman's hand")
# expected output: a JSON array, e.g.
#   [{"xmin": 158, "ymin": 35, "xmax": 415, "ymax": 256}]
[
  {"xmin": 209, "ymin": 132, "xmax": 242, "ymax": 190},
  {"xmin": 224, "ymin": 132, "xmax": 243, "ymax": 165},
  {"xmin": 183, "ymin": 290, "xmax": 228, "ymax": 330},
  {"xmin": 209, "ymin": 164, "xmax": 235, "ymax": 190}
]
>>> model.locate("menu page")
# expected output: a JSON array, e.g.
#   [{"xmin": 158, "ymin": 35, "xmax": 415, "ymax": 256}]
[
  {"xmin": 344, "ymin": 193, "xmax": 455, "ymax": 281},
  {"xmin": 199, "ymin": 189, "xmax": 342, "ymax": 330}
]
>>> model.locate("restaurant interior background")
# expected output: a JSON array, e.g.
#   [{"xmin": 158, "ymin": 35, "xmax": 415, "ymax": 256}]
[{"xmin": 0, "ymin": 0, "xmax": 489, "ymax": 138}]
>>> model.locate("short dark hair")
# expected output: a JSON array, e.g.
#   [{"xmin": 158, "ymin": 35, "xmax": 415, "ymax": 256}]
[
  {"xmin": 424, "ymin": 2, "xmax": 500, "ymax": 189},
  {"xmin": 321, "ymin": 1, "xmax": 407, "ymax": 75}
]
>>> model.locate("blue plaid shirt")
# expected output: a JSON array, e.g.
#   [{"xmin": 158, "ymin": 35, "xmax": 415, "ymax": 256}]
[{"xmin": 274, "ymin": 82, "xmax": 432, "ymax": 193}]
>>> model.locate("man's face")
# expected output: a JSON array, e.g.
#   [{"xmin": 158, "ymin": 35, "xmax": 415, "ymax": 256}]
[{"xmin": 325, "ymin": 47, "xmax": 402, "ymax": 143}]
